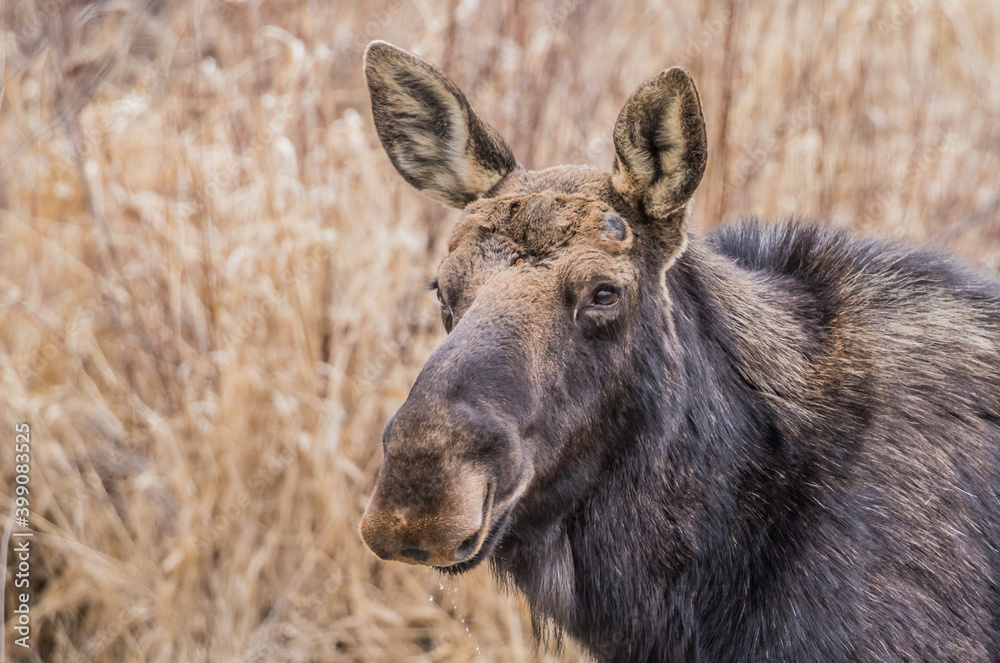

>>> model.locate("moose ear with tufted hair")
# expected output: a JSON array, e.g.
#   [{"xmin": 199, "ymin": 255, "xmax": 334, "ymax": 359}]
[
  {"xmin": 364, "ymin": 41, "xmax": 519, "ymax": 209},
  {"xmin": 611, "ymin": 67, "xmax": 707, "ymax": 221}
]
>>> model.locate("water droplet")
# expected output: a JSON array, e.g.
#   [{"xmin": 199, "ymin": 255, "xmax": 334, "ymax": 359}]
[{"xmin": 439, "ymin": 583, "xmax": 444, "ymax": 590}]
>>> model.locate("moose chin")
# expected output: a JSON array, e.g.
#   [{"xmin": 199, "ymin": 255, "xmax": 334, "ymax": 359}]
[{"xmin": 358, "ymin": 40, "xmax": 1000, "ymax": 663}]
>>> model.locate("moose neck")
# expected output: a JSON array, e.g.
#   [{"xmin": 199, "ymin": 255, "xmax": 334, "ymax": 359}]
[{"xmin": 494, "ymin": 234, "xmax": 823, "ymax": 658}]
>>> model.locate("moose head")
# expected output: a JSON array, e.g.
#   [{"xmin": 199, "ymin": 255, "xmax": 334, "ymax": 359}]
[{"xmin": 359, "ymin": 41, "xmax": 706, "ymax": 571}]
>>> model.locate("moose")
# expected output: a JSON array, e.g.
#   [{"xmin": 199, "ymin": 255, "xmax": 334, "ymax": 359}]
[{"xmin": 358, "ymin": 41, "xmax": 1000, "ymax": 661}]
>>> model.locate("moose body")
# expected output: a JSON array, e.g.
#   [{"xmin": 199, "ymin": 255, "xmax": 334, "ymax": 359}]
[{"xmin": 358, "ymin": 41, "xmax": 1000, "ymax": 662}]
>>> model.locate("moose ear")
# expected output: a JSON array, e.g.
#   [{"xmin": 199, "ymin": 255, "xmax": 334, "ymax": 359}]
[
  {"xmin": 364, "ymin": 41, "xmax": 518, "ymax": 208},
  {"xmin": 611, "ymin": 67, "xmax": 707, "ymax": 220}
]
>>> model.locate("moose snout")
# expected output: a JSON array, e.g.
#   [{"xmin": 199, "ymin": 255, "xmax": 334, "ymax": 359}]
[
  {"xmin": 359, "ymin": 343, "xmax": 529, "ymax": 568},
  {"xmin": 360, "ymin": 474, "xmax": 494, "ymax": 567}
]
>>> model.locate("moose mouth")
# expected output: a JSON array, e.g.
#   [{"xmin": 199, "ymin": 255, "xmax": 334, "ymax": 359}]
[
  {"xmin": 435, "ymin": 467, "xmax": 535, "ymax": 573},
  {"xmin": 437, "ymin": 506, "xmax": 514, "ymax": 574}
]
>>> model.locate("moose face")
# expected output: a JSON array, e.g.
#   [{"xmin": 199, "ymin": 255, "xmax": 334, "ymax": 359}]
[{"xmin": 358, "ymin": 41, "xmax": 707, "ymax": 570}]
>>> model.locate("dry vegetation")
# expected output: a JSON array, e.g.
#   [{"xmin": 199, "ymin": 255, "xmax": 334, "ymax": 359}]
[{"xmin": 1, "ymin": 0, "xmax": 999, "ymax": 660}]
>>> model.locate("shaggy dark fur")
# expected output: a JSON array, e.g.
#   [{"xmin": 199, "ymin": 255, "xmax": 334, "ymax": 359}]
[
  {"xmin": 358, "ymin": 41, "xmax": 1000, "ymax": 662},
  {"xmin": 496, "ymin": 219, "xmax": 1000, "ymax": 661}
]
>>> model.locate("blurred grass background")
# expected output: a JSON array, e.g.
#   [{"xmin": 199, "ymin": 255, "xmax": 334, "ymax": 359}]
[{"xmin": 1, "ymin": 0, "xmax": 999, "ymax": 661}]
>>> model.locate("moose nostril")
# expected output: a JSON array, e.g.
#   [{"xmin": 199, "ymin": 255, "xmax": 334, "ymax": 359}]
[
  {"xmin": 456, "ymin": 532, "xmax": 480, "ymax": 560},
  {"xmin": 399, "ymin": 544, "xmax": 430, "ymax": 563}
]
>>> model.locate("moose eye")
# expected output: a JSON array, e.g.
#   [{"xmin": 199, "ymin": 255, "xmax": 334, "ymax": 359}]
[
  {"xmin": 590, "ymin": 287, "xmax": 620, "ymax": 308},
  {"xmin": 435, "ymin": 292, "xmax": 455, "ymax": 331},
  {"xmin": 577, "ymin": 283, "xmax": 624, "ymax": 336},
  {"xmin": 594, "ymin": 289, "xmax": 618, "ymax": 306},
  {"xmin": 593, "ymin": 288, "xmax": 618, "ymax": 306},
  {"xmin": 428, "ymin": 280, "xmax": 454, "ymax": 331}
]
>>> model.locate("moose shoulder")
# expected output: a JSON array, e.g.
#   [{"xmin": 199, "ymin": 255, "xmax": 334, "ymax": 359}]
[{"xmin": 359, "ymin": 41, "xmax": 1000, "ymax": 662}]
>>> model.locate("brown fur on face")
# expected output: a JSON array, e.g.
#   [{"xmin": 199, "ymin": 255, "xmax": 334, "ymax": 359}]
[
  {"xmin": 442, "ymin": 185, "xmax": 636, "ymax": 320},
  {"xmin": 360, "ymin": 172, "xmax": 652, "ymax": 568}
]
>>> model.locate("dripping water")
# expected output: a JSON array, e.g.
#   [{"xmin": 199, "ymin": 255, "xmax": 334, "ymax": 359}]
[{"xmin": 428, "ymin": 580, "xmax": 482, "ymax": 659}]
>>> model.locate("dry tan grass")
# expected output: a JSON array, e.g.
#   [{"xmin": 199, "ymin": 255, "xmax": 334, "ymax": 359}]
[{"xmin": 1, "ymin": 0, "xmax": 999, "ymax": 661}]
